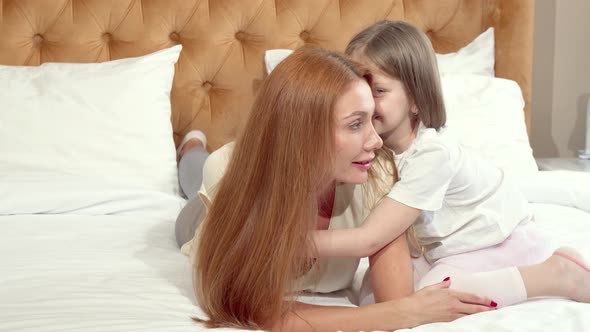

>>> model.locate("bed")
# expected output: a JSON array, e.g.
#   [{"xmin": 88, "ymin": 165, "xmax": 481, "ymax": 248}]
[{"xmin": 1, "ymin": 0, "xmax": 589, "ymax": 331}]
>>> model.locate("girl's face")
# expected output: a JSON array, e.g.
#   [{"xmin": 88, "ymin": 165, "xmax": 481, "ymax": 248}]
[
  {"xmin": 333, "ymin": 80, "xmax": 382, "ymax": 184},
  {"xmin": 351, "ymin": 55, "xmax": 416, "ymax": 150}
]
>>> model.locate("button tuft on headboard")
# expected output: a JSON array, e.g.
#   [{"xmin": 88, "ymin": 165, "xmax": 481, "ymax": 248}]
[
  {"xmin": 32, "ymin": 34, "xmax": 44, "ymax": 46},
  {"xmin": 169, "ymin": 32, "xmax": 180, "ymax": 43},
  {"xmin": 102, "ymin": 33, "xmax": 112, "ymax": 43},
  {"xmin": 202, "ymin": 81, "xmax": 213, "ymax": 91},
  {"xmin": 300, "ymin": 30, "xmax": 310, "ymax": 41},
  {"xmin": 235, "ymin": 31, "xmax": 246, "ymax": 41}
]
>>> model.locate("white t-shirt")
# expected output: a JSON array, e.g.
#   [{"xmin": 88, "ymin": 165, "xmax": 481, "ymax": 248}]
[
  {"xmin": 183, "ymin": 142, "xmax": 370, "ymax": 293},
  {"xmin": 388, "ymin": 124, "xmax": 532, "ymax": 263}
]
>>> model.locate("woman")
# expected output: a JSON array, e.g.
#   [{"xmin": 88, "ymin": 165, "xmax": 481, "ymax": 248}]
[{"xmin": 178, "ymin": 47, "xmax": 495, "ymax": 331}]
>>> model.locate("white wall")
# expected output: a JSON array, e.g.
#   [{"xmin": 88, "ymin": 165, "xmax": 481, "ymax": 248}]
[{"xmin": 531, "ymin": 0, "xmax": 590, "ymax": 158}]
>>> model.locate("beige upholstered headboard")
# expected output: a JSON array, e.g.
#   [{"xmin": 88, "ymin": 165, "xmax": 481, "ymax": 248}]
[{"xmin": 0, "ymin": 0, "xmax": 533, "ymax": 151}]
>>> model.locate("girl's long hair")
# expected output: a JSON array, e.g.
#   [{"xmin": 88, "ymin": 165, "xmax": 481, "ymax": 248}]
[{"xmin": 194, "ymin": 47, "xmax": 368, "ymax": 329}]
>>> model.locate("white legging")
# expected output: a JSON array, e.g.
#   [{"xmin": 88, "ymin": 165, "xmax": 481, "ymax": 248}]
[{"xmin": 361, "ymin": 222, "xmax": 554, "ymax": 308}]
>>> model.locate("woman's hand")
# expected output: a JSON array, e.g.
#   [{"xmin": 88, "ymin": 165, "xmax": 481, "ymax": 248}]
[
  {"xmin": 373, "ymin": 279, "xmax": 495, "ymax": 329},
  {"xmin": 274, "ymin": 279, "xmax": 494, "ymax": 332}
]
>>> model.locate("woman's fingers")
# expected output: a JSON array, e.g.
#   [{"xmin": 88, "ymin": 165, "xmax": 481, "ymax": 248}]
[
  {"xmin": 451, "ymin": 290, "xmax": 496, "ymax": 308},
  {"xmin": 421, "ymin": 279, "xmax": 451, "ymax": 290},
  {"xmin": 449, "ymin": 288, "xmax": 496, "ymax": 315},
  {"xmin": 455, "ymin": 301, "xmax": 495, "ymax": 315},
  {"xmin": 419, "ymin": 279, "xmax": 496, "ymax": 317},
  {"xmin": 428, "ymin": 277, "xmax": 497, "ymax": 309}
]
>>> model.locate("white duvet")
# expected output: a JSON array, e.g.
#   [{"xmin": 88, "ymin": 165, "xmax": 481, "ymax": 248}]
[{"xmin": 1, "ymin": 171, "xmax": 590, "ymax": 332}]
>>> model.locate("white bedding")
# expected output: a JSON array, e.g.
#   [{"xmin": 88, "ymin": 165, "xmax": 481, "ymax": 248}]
[
  {"xmin": 0, "ymin": 214, "xmax": 202, "ymax": 332},
  {"xmin": 1, "ymin": 173, "xmax": 590, "ymax": 332}
]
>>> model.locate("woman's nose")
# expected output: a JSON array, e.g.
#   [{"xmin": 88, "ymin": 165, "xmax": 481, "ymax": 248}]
[{"xmin": 365, "ymin": 124, "xmax": 383, "ymax": 151}]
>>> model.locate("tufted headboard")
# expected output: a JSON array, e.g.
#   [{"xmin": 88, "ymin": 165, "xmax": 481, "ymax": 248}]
[{"xmin": 0, "ymin": 0, "xmax": 533, "ymax": 151}]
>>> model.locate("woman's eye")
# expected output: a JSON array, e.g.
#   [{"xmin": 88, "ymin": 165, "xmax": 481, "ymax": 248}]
[{"xmin": 349, "ymin": 121, "xmax": 362, "ymax": 130}]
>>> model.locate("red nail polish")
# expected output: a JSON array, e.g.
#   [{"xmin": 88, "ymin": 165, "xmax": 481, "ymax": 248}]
[
  {"xmin": 490, "ymin": 301, "xmax": 498, "ymax": 307},
  {"xmin": 443, "ymin": 277, "xmax": 450, "ymax": 282}
]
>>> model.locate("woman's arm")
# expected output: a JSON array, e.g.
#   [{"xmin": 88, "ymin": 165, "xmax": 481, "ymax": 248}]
[
  {"xmin": 274, "ymin": 302, "xmax": 405, "ymax": 332},
  {"xmin": 312, "ymin": 197, "xmax": 421, "ymax": 258},
  {"xmin": 369, "ymin": 231, "xmax": 414, "ymax": 302},
  {"xmin": 274, "ymin": 282, "xmax": 495, "ymax": 332}
]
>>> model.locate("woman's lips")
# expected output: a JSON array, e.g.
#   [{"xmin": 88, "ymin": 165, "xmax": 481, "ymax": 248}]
[{"xmin": 352, "ymin": 159, "xmax": 372, "ymax": 170}]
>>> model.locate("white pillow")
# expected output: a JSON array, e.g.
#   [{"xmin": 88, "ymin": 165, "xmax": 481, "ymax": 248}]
[
  {"xmin": 264, "ymin": 28, "xmax": 495, "ymax": 76},
  {"xmin": 516, "ymin": 171, "xmax": 590, "ymax": 213},
  {"xmin": 435, "ymin": 27, "xmax": 495, "ymax": 77},
  {"xmin": 441, "ymin": 74, "xmax": 537, "ymax": 175},
  {"xmin": 264, "ymin": 49, "xmax": 294, "ymax": 75},
  {"xmin": 0, "ymin": 45, "xmax": 183, "ymax": 213}
]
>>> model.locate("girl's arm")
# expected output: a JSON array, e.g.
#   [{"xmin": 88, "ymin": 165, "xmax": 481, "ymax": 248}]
[
  {"xmin": 312, "ymin": 197, "xmax": 421, "ymax": 258},
  {"xmin": 369, "ymin": 231, "xmax": 414, "ymax": 302},
  {"xmin": 273, "ymin": 283, "xmax": 495, "ymax": 332}
]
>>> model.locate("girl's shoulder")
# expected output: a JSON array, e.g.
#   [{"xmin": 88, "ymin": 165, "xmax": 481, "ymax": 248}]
[
  {"xmin": 412, "ymin": 127, "xmax": 457, "ymax": 155},
  {"xmin": 401, "ymin": 127, "xmax": 463, "ymax": 170}
]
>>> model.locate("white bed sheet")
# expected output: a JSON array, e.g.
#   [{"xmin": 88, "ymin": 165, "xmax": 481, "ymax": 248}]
[
  {"xmin": 0, "ymin": 214, "xmax": 201, "ymax": 332},
  {"xmin": 1, "ymin": 194, "xmax": 590, "ymax": 331}
]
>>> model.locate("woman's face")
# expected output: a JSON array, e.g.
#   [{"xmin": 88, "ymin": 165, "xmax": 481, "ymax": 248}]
[
  {"xmin": 333, "ymin": 80, "xmax": 382, "ymax": 184},
  {"xmin": 350, "ymin": 54, "xmax": 415, "ymax": 147}
]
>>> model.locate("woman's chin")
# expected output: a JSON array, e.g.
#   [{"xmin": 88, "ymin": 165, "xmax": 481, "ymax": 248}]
[{"xmin": 337, "ymin": 172, "xmax": 369, "ymax": 185}]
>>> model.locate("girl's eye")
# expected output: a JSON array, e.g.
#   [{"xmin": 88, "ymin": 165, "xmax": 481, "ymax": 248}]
[{"xmin": 373, "ymin": 88, "xmax": 385, "ymax": 96}]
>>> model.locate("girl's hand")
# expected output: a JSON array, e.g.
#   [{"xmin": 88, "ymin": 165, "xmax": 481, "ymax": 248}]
[{"xmin": 375, "ymin": 279, "xmax": 495, "ymax": 329}]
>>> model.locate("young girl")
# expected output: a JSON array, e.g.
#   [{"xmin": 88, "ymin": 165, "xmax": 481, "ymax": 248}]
[{"xmin": 313, "ymin": 20, "xmax": 590, "ymax": 308}]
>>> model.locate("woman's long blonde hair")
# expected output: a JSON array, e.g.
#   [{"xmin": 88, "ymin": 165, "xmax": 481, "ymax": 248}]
[{"xmin": 194, "ymin": 47, "xmax": 369, "ymax": 329}]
